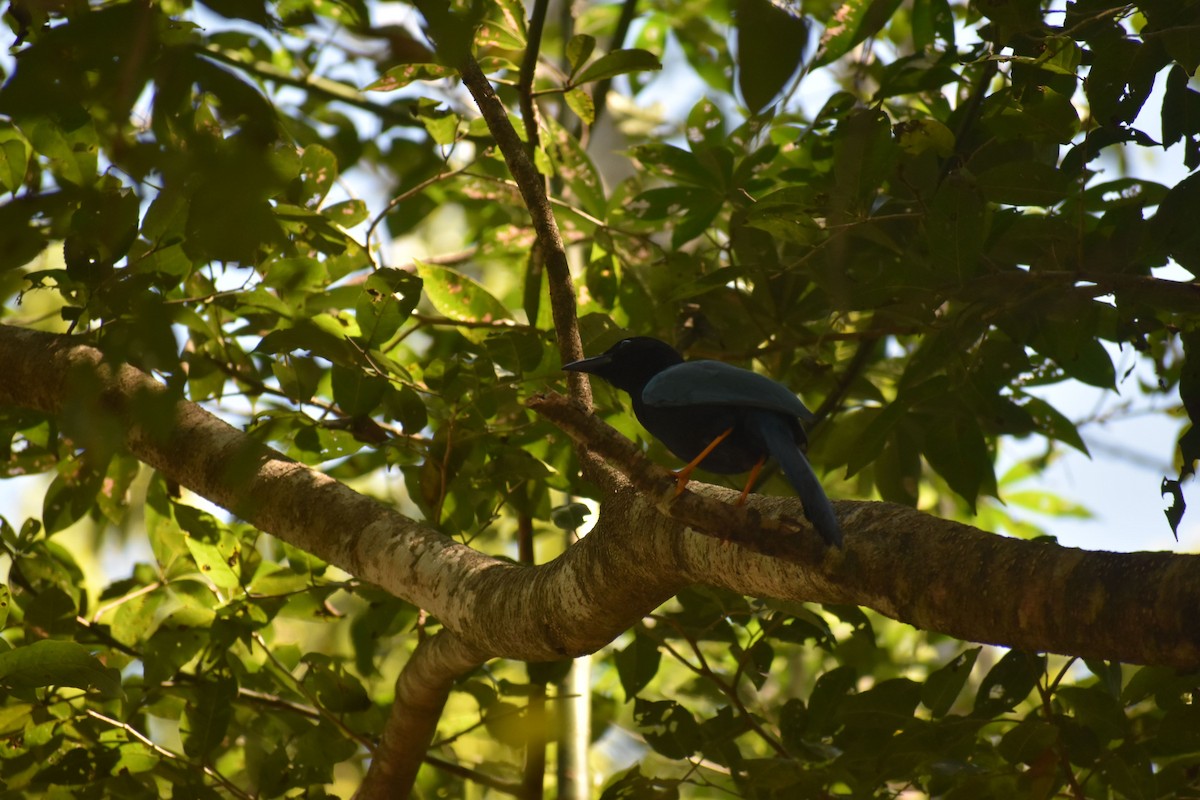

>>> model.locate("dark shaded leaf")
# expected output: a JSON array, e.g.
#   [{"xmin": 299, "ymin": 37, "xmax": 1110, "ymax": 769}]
[
  {"xmin": 736, "ymin": 0, "xmax": 810, "ymax": 113},
  {"xmin": 615, "ymin": 630, "xmax": 662, "ymax": 700},
  {"xmin": 973, "ymin": 650, "xmax": 1044, "ymax": 717},
  {"xmin": 922, "ymin": 648, "xmax": 981, "ymax": 717},
  {"xmin": 0, "ymin": 640, "xmax": 121, "ymax": 697}
]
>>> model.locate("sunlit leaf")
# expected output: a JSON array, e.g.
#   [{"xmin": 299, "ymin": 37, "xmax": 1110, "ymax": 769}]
[
  {"xmin": 574, "ymin": 49, "xmax": 662, "ymax": 85},
  {"xmin": 415, "ymin": 261, "xmax": 512, "ymax": 324}
]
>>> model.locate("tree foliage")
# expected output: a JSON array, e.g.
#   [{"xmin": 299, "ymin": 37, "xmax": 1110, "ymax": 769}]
[{"xmin": 1, "ymin": 0, "xmax": 1199, "ymax": 797}]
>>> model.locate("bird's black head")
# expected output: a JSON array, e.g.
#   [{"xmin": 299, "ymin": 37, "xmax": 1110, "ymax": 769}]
[{"xmin": 563, "ymin": 337, "xmax": 685, "ymax": 394}]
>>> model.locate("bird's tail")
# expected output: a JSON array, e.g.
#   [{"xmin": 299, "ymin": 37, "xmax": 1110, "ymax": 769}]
[{"xmin": 751, "ymin": 412, "xmax": 843, "ymax": 547}]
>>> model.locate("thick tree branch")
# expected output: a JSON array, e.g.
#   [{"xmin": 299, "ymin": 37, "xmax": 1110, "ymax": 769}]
[{"xmin": 3, "ymin": 325, "xmax": 1199, "ymax": 672}]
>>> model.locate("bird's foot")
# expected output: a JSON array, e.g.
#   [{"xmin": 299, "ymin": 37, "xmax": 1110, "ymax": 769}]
[{"xmin": 672, "ymin": 468, "xmax": 694, "ymax": 497}]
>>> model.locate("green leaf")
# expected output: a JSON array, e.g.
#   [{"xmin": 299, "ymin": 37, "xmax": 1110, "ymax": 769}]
[
  {"xmin": 1032, "ymin": 323, "xmax": 1115, "ymax": 389},
  {"xmin": 806, "ymin": 665, "xmax": 858, "ymax": 736},
  {"xmin": 837, "ymin": 677, "xmax": 921, "ymax": 732},
  {"xmin": 976, "ymin": 161, "xmax": 1072, "ymax": 206},
  {"xmin": 324, "ymin": 198, "xmax": 369, "ymax": 228},
  {"xmin": 0, "ymin": 201, "xmax": 50, "ymax": 270},
  {"xmin": 896, "ymin": 118, "xmax": 955, "ymax": 157},
  {"xmin": 544, "ymin": 115, "xmax": 606, "ymax": 217},
  {"xmin": 26, "ymin": 116, "xmax": 99, "ymax": 187},
  {"xmin": 1036, "ymin": 35, "xmax": 1083, "ymax": 76},
  {"xmin": 566, "ymin": 34, "xmax": 596, "ymax": 76},
  {"xmin": 356, "ymin": 267, "xmax": 422, "ymax": 345},
  {"xmin": 973, "ymin": 650, "xmax": 1044, "ymax": 717},
  {"xmin": 181, "ymin": 677, "xmax": 236, "ymax": 758},
  {"xmin": 815, "ymin": 0, "xmax": 905, "ymax": 68},
  {"xmin": 550, "ymin": 502, "xmax": 591, "ymax": 530},
  {"xmin": 1016, "ymin": 395, "xmax": 1089, "ymax": 454},
  {"xmin": 998, "ymin": 719, "xmax": 1058, "ymax": 764},
  {"xmin": 331, "ymin": 364, "xmax": 387, "ymax": 416},
  {"xmin": 145, "ymin": 476, "xmax": 189, "ymax": 575},
  {"xmin": 565, "ymin": 87, "xmax": 596, "ymax": 126},
  {"xmin": 922, "ymin": 647, "xmax": 980, "ymax": 717},
  {"xmin": 415, "ymin": 261, "xmax": 512, "ymax": 324},
  {"xmin": 262, "ymin": 257, "xmax": 326, "ymax": 295},
  {"xmin": 365, "ymin": 62, "xmax": 456, "ymax": 91},
  {"xmin": 615, "ymin": 630, "xmax": 662, "ymax": 700},
  {"xmin": 920, "ymin": 406, "xmax": 996, "ymax": 509},
  {"xmin": 297, "ymin": 144, "xmax": 338, "ymax": 208},
  {"xmin": 413, "ymin": 100, "xmax": 461, "ymax": 146},
  {"xmin": 113, "ymin": 742, "xmax": 160, "ymax": 775},
  {"xmin": 1150, "ymin": 170, "xmax": 1200, "ymax": 272},
  {"xmin": 42, "ymin": 461, "xmax": 105, "ymax": 535},
  {"xmin": 574, "ymin": 49, "xmax": 662, "ymax": 86},
  {"xmin": 736, "ymin": 0, "xmax": 810, "ymax": 113},
  {"xmin": 873, "ymin": 426, "xmax": 921, "ymax": 506},
  {"xmin": 0, "ymin": 640, "xmax": 121, "ymax": 697},
  {"xmin": 0, "ymin": 121, "xmax": 31, "ymax": 193},
  {"xmin": 1056, "ymin": 685, "xmax": 1128, "ymax": 743},
  {"xmin": 111, "ymin": 588, "xmax": 167, "ymax": 646},
  {"xmin": 184, "ymin": 535, "xmax": 242, "ymax": 589},
  {"xmin": 64, "ymin": 179, "xmax": 140, "ymax": 282},
  {"xmin": 926, "ymin": 172, "xmax": 987, "ymax": 279},
  {"xmin": 911, "ymin": 0, "xmax": 954, "ymax": 49},
  {"xmin": 1163, "ymin": 65, "xmax": 1200, "ymax": 170},
  {"xmin": 634, "ymin": 699, "xmax": 701, "ymax": 758},
  {"xmin": 630, "ymin": 142, "xmax": 716, "ymax": 187},
  {"xmin": 1099, "ymin": 747, "xmax": 1155, "ymax": 800},
  {"xmin": 831, "ymin": 109, "xmax": 897, "ymax": 217},
  {"xmin": 255, "ymin": 316, "xmax": 360, "ymax": 365},
  {"xmin": 307, "ymin": 661, "xmax": 371, "ymax": 712}
]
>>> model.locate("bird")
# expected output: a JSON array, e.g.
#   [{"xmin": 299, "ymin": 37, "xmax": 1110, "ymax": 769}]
[{"xmin": 563, "ymin": 337, "xmax": 842, "ymax": 547}]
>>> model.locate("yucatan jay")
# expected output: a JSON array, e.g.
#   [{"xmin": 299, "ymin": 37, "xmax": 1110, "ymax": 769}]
[{"xmin": 564, "ymin": 337, "xmax": 842, "ymax": 547}]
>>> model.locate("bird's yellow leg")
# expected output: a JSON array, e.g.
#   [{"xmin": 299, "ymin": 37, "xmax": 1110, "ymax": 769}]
[
  {"xmin": 673, "ymin": 427, "xmax": 734, "ymax": 495},
  {"xmin": 735, "ymin": 457, "xmax": 766, "ymax": 505}
]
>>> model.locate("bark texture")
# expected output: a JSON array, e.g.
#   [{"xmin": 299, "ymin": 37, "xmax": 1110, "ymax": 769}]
[
  {"xmin": 3, "ymin": 324, "xmax": 1197, "ymax": 670},
  {"xmin": 359, "ymin": 631, "xmax": 488, "ymax": 799}
]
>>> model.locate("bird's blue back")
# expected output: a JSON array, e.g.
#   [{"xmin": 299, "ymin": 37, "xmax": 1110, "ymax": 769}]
[{"xmin": 642, "ymin": 361, "xmax": 815, "ymax": 422}]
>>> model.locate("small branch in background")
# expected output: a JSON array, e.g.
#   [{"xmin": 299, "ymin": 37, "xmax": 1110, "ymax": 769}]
[
  {"xmin": 423, "ymin": 754, "xmax": 525, "ymax": 794},
  {"xmin": 85, "ymin": 710, "xmax": 254, "ymax": 800},
  {"xmin": 365, "ymin": 163, "xmax": 469, "ymax": 268},
  {"xmin": 198, "ymin": 44, "xmax": 418, "ymax": 128},
  {"xmin": 590, "ymin": 0, "xmax": 640, "ymax": 129},
  {"xmin": 812, "ymin": 330, "xmax": 880, "ymax": 427},
  {"xmin": 519, "ymin": 0, "xmax": 550, "ymax": 153}
]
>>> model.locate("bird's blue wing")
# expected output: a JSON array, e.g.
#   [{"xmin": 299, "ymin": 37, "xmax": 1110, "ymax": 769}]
[{"xmin": 642, "ymin": 361, "xmax": 815, "ymax": 421}]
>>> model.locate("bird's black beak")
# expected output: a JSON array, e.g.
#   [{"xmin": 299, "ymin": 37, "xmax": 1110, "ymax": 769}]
[{"xmin": 562, "ymin": 353, "xmax": 611, "ymax": 374}]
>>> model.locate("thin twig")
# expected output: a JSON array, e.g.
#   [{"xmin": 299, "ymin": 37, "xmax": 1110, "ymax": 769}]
[
  {"xmin": 589, "ymin": 0, "xmax": 640, "ymax": 128},
  {"xmin": 519, "ymin": 0, "xmax": 550, "ymax": 152},
  {"xmin": 85, "ymin": 709, "xmax": 254, "ymax": 800},
  {"xmin": 197, "ymin": 44, "xmax": 418, "ymax": 127},
  {"xmin": 456, "ymin": 55, "xmax": 590, "ymax": 402},
  {"xmin": 365, "ymin": 162, "xmax": 469, "ymax": 268}
]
